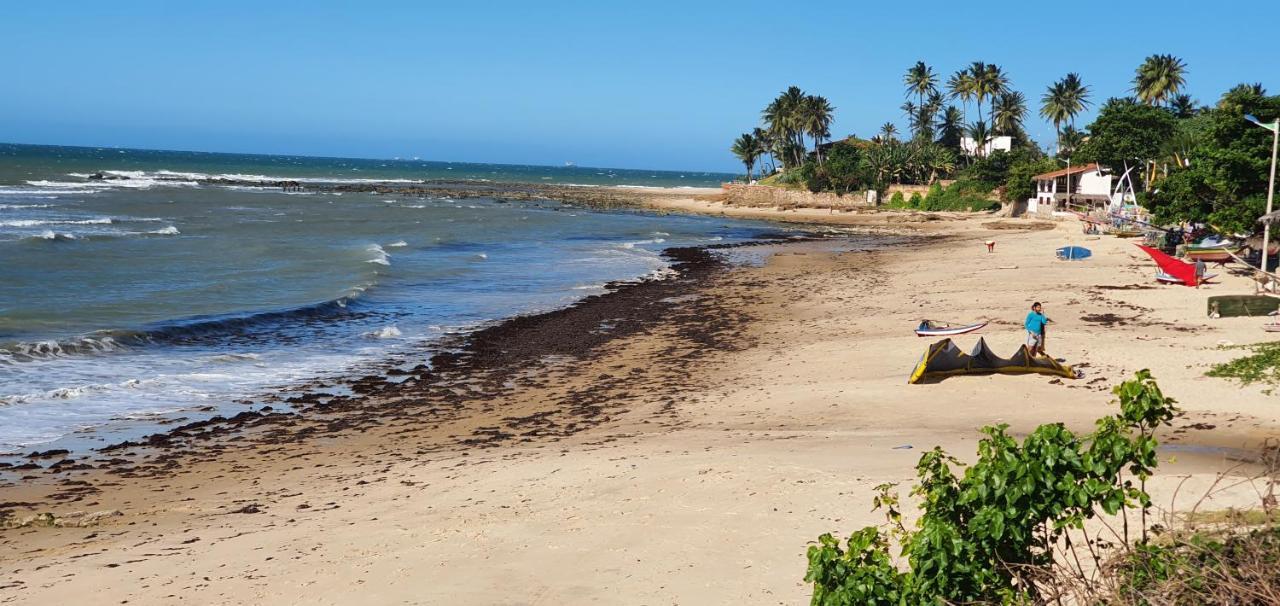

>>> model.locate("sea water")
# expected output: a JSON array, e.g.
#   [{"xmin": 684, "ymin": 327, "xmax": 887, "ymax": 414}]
[{"xmin": 0, "ymin": 143, "xmax": 771, "ymax": 454}]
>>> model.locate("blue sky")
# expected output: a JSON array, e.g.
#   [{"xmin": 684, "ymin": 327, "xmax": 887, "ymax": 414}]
[{"xmin": 2, "ymin": 1, "xmax": 1277, "ymax": 172}]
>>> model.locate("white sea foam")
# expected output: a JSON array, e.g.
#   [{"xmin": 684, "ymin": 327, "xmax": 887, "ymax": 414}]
[
  {"xmin": 619, "ymin": 238, "xmax": 665, "ymax": 249},
  {"xmin": 150, "ymin": 225, "xmax": 180, "ymax": 235},
  {"xmin": 365, "ymin": 244, "xmax": 391, "ymax": 265},
  {"xmin": 363, "ymin": 326, "xmax": 402, "ymax": 339},
  {"xmin": 386, "ymin": 240, "xmax": 408, "ymax": 248},
  {"xmin": 1, "ymin": 218, "xmax": 113, "ymax": 227}
]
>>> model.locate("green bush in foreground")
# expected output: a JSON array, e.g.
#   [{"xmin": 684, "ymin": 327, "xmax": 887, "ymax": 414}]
[{"xmin": 805, "ymin": 371, "xmax": 1177, "ymax": 605}]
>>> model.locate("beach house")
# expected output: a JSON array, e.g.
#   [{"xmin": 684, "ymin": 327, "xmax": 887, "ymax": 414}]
[
  {"xmin": 960, "ymin": 135, "xmax": 1012, "ymax": 157},
  {"xmin": 1028, "ymin": 163, "xmax": 1113, "ymax": 215}
]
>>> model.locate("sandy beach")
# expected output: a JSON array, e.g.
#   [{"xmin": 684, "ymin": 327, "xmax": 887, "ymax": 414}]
[{"xmin": 2, "ymin": 193, "xmax": 1277, "ymax": 605}]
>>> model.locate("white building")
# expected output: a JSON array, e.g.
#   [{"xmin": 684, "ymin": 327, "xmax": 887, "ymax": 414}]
[
  {"xmin": 1027, "ymin": 163, "xmax": 1120, "ymax": 215},
  {"xmin": 960, "ymin": 135, "xmax": 1012, "ymax": 157}
]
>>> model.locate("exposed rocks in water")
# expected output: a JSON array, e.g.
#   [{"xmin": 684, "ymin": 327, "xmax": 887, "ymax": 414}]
[{"xmin": 26, "ymin": 449, "xmax": 70, "ymax": 459}]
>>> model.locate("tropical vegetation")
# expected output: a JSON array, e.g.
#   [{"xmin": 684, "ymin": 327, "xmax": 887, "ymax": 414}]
[{"xmin": 730, "ymin": 53, "xmax": 1279, "ymax": 235}]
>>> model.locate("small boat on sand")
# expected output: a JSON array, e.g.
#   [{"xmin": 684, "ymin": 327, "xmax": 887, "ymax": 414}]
[
  {"xmin": 915, "ymin": 320, "xmax": 988, "ymax": 337},
  {"xmin": 1184, "ymin": 245, "xmax": 1242, "ymax": 263},
  {"xmin": 1156, "ymin": 271, "xmax": 1217, "ymax": 285}
]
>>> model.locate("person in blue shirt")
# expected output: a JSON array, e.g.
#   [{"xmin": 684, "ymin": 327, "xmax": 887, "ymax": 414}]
[{"xmin": 1024, "ymin": 302, "xmax": 1051, "ymax": 356}]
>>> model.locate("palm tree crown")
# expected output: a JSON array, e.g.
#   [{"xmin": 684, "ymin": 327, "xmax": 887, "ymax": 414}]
[
  {"xmin": 1040, "ymin": 73, "xmax": 1091, "ymax": 154},
  {"xmin": 904, "ymin": 61, "xmax": 938, "ymax": 105},
  {"xmin": 947, "ymin": 69, "xmax": 976, "ymax": 124},
  {"xmin": 1133, "ymin": 54, "xmax": 1187, "ymax": 106},
  {"xmin": 993, "ymin": 91, "xmax": 1027, "ymax": 137},
  {"xmin": 799, "ymin": 95, "xmax": 835, "ymax": 163},
  {"xmin": 730, "ymin": 132, "xmax": 761, "ymax": 182}
]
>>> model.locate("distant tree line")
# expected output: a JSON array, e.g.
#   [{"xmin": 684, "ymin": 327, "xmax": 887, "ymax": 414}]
[{"xmin": 731, "ymin": 54, "xmax": 1280, "ymax": 231}]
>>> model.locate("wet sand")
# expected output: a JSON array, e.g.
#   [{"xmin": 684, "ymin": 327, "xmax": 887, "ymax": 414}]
[{"xmin": 2, "ymin": 202, "xmax": 1277, "ymax": 605}]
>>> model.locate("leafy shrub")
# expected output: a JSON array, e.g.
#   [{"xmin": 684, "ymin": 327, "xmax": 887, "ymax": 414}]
[
  {"xmin": 918, "ymin": 180, "xmax": 997, "ymax": 212},
  {"xmin": 1207, "ymin": 341, "xmax": 1280, "ymax": 392},
  {"xmin": 805, "ymin": 371, "xmax": 1177, "ymax": 605},
  {"xmin": 907, "ymin": 193, "xmax": 923, "ymax": 208},
  {"xmin": 887, "ymin": 191, "xmax": 906, "ymax": 208}
]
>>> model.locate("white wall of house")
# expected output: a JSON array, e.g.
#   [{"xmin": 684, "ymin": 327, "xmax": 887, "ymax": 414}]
[
  {"xmin": 960, "ymin": 136, "xmax": 1012, "ymax": 157},
  {"xmin": 1032, "ymin": 167, "xmax": 1114, "ymax": 212},
  {"xmin": 1076, "ymin": 170, "xmax": 1112, "ymax": 197}
]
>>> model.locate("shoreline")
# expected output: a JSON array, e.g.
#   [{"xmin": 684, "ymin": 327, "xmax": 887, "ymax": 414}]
[
  {"xmin": 0, "ymin": 232, "xmax": 854, "ymax": 484},
  {"xmin": 2, "ymin": 195, "xmax": 1278, "ymax": 604}
]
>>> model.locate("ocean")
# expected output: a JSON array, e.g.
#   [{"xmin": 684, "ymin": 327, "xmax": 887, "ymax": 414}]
[{"xmin": 0, "ymin": 143, "xmax": 772, "ymax": 455}]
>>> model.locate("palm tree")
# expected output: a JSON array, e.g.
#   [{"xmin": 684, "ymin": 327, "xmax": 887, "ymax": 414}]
[
  {"xmin": 1059, "ymin": 73, "xmax": 1090, "ymax": 128},
  {"xmin": 935, "ymin": 106, "xmax": 965, "ymax": 151},
  {"xmin": 751, "ymin": 127, "xmax": 774, "ymax": 173},
  {"xmin": 967, "ymin": 62, "xmax": 1008, "ymax": 126},
  {"xmin": 800, "ymin": 95, "xmax": 834, "ymax": 163},
  {"xmin": 993, "ymin": 91, "xmax": 1027, "ymax": 137},
  {"xmin": 730, "ymin": 133, "xmax": 760, "ymax": 182},
  {"xmin": 913, "ymin": 141, "xmax": 956, "ymax": 184},
  {"xmin": 1168, "ymin": 94, "xmax": 1197, "ymax": 119},
  {"xmin": 762, "ymin": 86, "xmax": 810, "ymax": 168},
  {"xmin": 903, "ymin": 61, "xmax": 938, "ymax": 115},
  {"xmin": 1058, "ymin": 125, "xmax": 1085, "ymax": 159},
  {"xmin": 900, "ymin": 100, "xmax": 919, "ymax": 137},
  {"xmin": 966, "ymin": 120, "xmax": 991, "ymax": 158},
  {"xmin": 1133, "ymin": 54, "xmax": 1187, "ymax": 106},
  {"xmin": 947, "ymin": 69, "xmax": 976, "ymax": 125},
  {"xmin": 982, "ymin": 63, "xmax": 1010, "ymax": 125},
  {"xmin": 878, "ymin": 122, "xmax": 898, "ymax": 143},
  {"xmin": 1040, "ymin": 73, "xmax": 1090, "ymax": 154}
]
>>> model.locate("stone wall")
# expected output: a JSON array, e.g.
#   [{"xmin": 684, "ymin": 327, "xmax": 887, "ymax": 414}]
[
  {"xmin": 721, "ymin": 184, "xmax": 874, "ymax": 210},
  {"xmin": 884, "ymin": 181, "xmax": 956, "ymax": 198}
]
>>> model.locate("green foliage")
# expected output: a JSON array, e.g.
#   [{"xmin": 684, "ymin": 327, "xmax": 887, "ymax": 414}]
[
  {"xmin": 1076, "ymin": 97, "xmax": 1177, "ymax": 189},
  {"xmin": 919, "ymin": 180, "xmax": 997, "ymax": 212},
  {"xmin": 822, "ymin": 143, "xmax": 866, "ymax": 195},
  {"xmin": 887, "ymin": 191, "xmax": 906, "ymax": 207},
  {"xmin": 805, "ymin": 371, "xmax": 1178, "ymax": 605},
  {"xmin": 1110, "ymin": 525, "xmax": 1280, "ymax": 603},
  {"xmin": 1206, "ymin": 341, "xmax": 1280, "ymax": 391},
  {"xmin": 1146, "ymin": 87, "xmax": 1280, "ymax": 233},
  {"xmin": 907, "ymin": 192, "xmax": 923, "ymax": 208},
  {"xmin": 962, "ymin": 148, "xmax": 1046, "ymax": 189},
  {"xmin": 1002, "ymin": 157, "xmax": 1057, "ymax": 205}
]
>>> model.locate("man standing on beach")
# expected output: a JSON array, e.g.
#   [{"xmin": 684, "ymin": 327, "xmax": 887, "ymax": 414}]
[
  {"xmin": 1025, "ymin": 302, "xmax": 1050, "ymax": 356},
  {"xmin": 1194, "ymin": 258, "xmax": 1207, "ymax": 289}
]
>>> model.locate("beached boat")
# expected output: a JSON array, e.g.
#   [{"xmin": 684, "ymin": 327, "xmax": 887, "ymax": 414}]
[
  {"xmin": 1138, "ymin": 245, "xmax": 1210, "ymax": 287},
  {"xmin": 1111, "ymin": 228, "xmax": 1144, "ymax": 238},
  {"xmin": 1183, "ymin": 245, "xmax": 1242, "ymax": 263},
  {"xmin": 1156, "ymin": 271, "xmax": 1216, "ymax": 285},
  {"xmin": 1056, "ymin": 246, "xmax": 1091, "ymax": 260},
  {"xmin": 915, "ymin": 320, "xmax": 987, "ymax": 337},
  {"xmin": 1208, "ymin": 295, "xmax": 1280, "ymax": 318}
]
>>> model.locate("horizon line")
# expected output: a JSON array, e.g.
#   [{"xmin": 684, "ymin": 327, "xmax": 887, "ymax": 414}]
[{"xmin": 0, "ymin": 140, "xmax": 736, "ymax": 177}]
